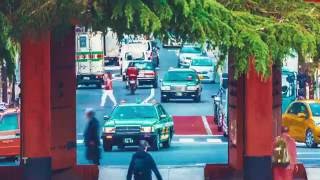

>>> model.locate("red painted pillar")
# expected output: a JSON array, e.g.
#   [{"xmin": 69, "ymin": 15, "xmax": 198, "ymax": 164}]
[
  {"xmin": 50, "ymin": 28, "xmax": 77, "ymax": 170},
  {"xmin": 21, "ymin": 32, "xmax": 52, "ymax": 179},
  {"xmin": 228, "ymin": 49, "xmax": 245, "ymax": 171},
  {"xmin": 243, "ymin": 57, "xmax": 273, "ymax": 180}
]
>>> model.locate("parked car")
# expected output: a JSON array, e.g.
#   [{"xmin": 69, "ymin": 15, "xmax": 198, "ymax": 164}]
[
  {"xmin": 189, "ymin": 56, "xmax": 215, "ymax": 83},
  {"xmin": 0, "ymin": 108, "xmax": 20, "ymax": 158},
  {"xmin": 160, "ymin": 68, "xmax": 202, "ymax": 102},
  {"xmin": 282, "ymin": 100, "xmax": 320, "ymax": 148},
  {"xmin": 128, "ymin": 61, "xmax": 158, "ymax": 88},
  {"xmin": 178, "ymin": 45, "xmax": 206, "ymax": 68},
  {"xmin": 101, "ymin": 103, "xmax": 174, "ymax": 151}
]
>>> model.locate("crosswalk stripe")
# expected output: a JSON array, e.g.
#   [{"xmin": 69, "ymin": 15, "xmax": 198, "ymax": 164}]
[
  {"xmin": 206, "ymin": 139, "xmax": 222, "ymax": 143},
  {"xmin": 201, "ymin": 116, "xmax": 212, "ymax": 135},
  {"xmin": 178, "ymin": 138, "xmax": 195, "ymax": 143}
]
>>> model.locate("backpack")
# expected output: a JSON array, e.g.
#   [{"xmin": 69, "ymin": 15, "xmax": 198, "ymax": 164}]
[
  {"xmin": 133, "ymin": 156, "xmax": 148, "ymax": 176},
  {"xmin": 272, "ymin": 136, "xmax": 291, "ymax": 167}
]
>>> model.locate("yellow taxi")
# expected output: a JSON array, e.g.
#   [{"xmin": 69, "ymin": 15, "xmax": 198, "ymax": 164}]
[{"xmin": 282, "ymin": 100, "xmax": 320, "ymax": 148}]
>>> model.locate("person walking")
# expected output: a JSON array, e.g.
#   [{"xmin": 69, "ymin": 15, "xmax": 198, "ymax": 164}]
[
  {"xmin": 100, "ymin": 72, "xmax": 117, "ymax": 107},
  {"xmin": 127, "ymin": 140, "xmax": 162, "ymax": 180},
  {"xmin": 84, "ymin": 108, "xmax": 101, "ymax": 165},
  {"xmin": 273, "ymin": 126, "xmax": 298, "ymax": 180}
]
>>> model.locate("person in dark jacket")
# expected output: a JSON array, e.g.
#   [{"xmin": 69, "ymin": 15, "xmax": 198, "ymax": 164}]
[
  {"xmin": 84, "ymin": 108, "xmax": 101, "ymax": 165},
  {"xmin": 127, "ymin": 140, "xmax": 162, "ymax": 180}
]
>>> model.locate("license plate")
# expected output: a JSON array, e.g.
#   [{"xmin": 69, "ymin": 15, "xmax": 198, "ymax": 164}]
[
  {"xmin": 129, "ymin": 80, "xmax": 136, "ymax": 83},
  {"xmin": 199, "ymin": 75, "xmax": 204, "ymax": 79},
  {"xmin": 176, "ymin": 92, "xmax": 183, "ymax": 96},
  {"xmin": 83, "ymin": 77, "xmax": 90, "ymax": 80},
  {"xmin": 123, "ymin": 138, "xmax": 133, "ymax": 144}
]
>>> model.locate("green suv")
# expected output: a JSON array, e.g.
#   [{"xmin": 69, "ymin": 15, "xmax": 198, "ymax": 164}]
[
  {"xmin": 161, "ymin": 68, "xmax": 202, "ymax": 102},
  {"xmin": 101, "ymin": 103, "xmax": 174, "ymax": 151}
]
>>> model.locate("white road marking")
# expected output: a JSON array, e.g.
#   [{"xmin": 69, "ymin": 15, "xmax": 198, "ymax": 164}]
[
  {"xmin": 206, "ymin": 139, "xmax": 222, "ymax": 143},
  {"xmin": 201, "ymin": 116, "xmax": 212, "ymax": 135},
  {"xmin": 143, "ymin": 88, "xmax": 155, "ymax": 103},
  {"xmin": 174, "ymin": 135, "xmax": 223, "ymax": 137},
  {"xmin": 298, "ymin": 158, "xmax": 320, "ymax": 160},
  {"xmin": 178, "ymin": 138, "xmax": 195, "ymax": 143},
  {"xmin": 297, "ymin": 152, "xmax": 320, "ymax": 155}
]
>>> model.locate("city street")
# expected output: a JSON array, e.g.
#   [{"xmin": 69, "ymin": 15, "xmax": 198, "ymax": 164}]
[
  {"xmin": 0, "ymin": 46, "xmax": 319, "ymax": 168},
  {"xmin": 75, "ymin": 47, "xmax": 320, "ymax": 167}
]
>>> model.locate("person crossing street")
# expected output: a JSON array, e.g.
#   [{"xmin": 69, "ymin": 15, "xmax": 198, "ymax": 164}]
[{"xmin": 100, "ymin": 72, "xmax": 117, "ymax": 107}]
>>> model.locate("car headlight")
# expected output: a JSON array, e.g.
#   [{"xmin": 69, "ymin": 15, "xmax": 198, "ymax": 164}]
[
  {"xmin": 104, "ymin": 127, "xmax": 115, "ymax": 133},
  {"xmin": 187, "ymin": 85, "xmax": 199, "ymax": 91},
  {"xmin": 161, "ymin": 86, "xmax": 171, "ymax": 91},
  {"xmin": 141, "ymin": 126, "xmax": 154, "ymax": 133}
]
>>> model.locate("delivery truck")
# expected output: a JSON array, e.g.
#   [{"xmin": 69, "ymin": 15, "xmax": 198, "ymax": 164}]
[{"xmin": 75, "ymin": 30, "xmax": 104, "ymax": 88}]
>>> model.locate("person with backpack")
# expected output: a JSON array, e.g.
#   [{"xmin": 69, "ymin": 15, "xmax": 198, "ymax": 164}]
[
  {"xmin": 273, "ymin": 126, "xmax": 298, "ymax": 180},
  {"xmin": 127, "ymin": 140, "xmax": 162, "ymax": 180}
]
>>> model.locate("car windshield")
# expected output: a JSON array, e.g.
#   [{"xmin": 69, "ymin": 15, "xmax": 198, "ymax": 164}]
[
  {"xmin": 111, "ymin": 106, "xmax": 158, "ymax": 119},
  {"xmin": 180, "ymin": 47, "xmax": 202, "ymax": 54},
  {"xmin": 164, "ymin": 71, "xmax": 197, "ymax": 81},
  {"xmin": 309, "ymin": 103, "xmax": 320, "ymax": 117},
  {"xmin": 191, "ymin": 58, "xmax": 212, "ymax": 66},
  {"xmin": 132, "ymin": 62, "xmax": 154, "ymax": 70},
  {"xmin": 0, "ymin": 114, "xmax": 18, "ymax": 131}
]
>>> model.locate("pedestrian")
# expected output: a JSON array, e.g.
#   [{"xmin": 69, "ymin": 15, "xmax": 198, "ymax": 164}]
[
  {"xmin": 273, "ymin": 126, "xmax": 298, "ymax": 180},
  {"xmin": 127, "ymin": 140, "xmax": 162, "ymax": 180},
  {"xmin": 100, "ymin": 72, "xmax": 117, "ymax": 107},
  {"xmin": 84, "ymin": 108, "xmax": 101, "ymax": 165}
]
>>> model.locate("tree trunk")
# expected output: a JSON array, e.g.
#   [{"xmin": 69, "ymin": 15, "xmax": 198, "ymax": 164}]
[
  {"xmin": 1, "ymin": 62, "xmax": 8, "ymax": 103},
  {"xmin": 11, "ymin": 74, "xmax": 16, "ymax": 106}
]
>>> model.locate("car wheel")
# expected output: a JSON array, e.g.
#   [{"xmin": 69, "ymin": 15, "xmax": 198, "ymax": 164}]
[
  {"xmin": 161, "ymin": 97, "xmax": 168, "ymax": 103},
  {"xmin": 194, "ymin": 95, "xmax": 201, "ymax": 103},
  {"xmin": 163, "ymin": 131, "xmax": 172, "ymax": 148},
  {"xmin": 153, "ymin": 81, "xmax": 158, "ymax": 88},
  {"xmin": 103, "ymin": 139, "xmax": 113, "ymax": 152},
  {"xmin": 151, "ymin": 133, "xmax": 161, "ymax": 151},
  {"xmin": 305, "ymin": 129, "xmax": 318, "ymax": 148},
  {"xmin": 122, "ymin": 75, "xmax": 126, "ymax": 81}
]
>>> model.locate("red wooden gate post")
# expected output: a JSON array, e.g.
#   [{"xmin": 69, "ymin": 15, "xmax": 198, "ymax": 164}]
[
  {"xmin": 243, "ymin": 58, "xmax": 274, "ymax": 179},
  {"xmin": 228, "ymin": 56, "xmax": 274, "ymax": 179},
  {"xmin": 21, "ymin": 32, "xmax": 52, "ymax": 179}
]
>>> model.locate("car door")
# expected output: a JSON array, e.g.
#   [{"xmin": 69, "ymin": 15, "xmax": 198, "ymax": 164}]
[
  {"xmin": 282, "ymin": 102, "xmax": 301, "ymax": 140},
  {"xmin": 0, "ymin": 112, "xmax": 20, "ymax": 157},
  {"xmin": 156, "ymin": 105, "xmax": 171, "ymax": 141},
  {"xmin": 296, "ymin": 103, "xmax": 310, "ymax": 141}
]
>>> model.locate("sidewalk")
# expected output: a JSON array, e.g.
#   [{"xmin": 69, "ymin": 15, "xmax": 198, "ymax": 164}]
[
  {"xmin": 99, "ymin": 166, "xmax": 204, "ymax": 180},
  {"xmin": 306, "ymin": 168, "xmax": 320, "ymax": 180},
  {"xmin": 98, "ymin": 166, "xmax": 319, "ymax": 180}
]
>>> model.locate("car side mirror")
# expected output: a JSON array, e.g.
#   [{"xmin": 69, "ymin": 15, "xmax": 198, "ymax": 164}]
[
  {"xmin": 160, "ymin": 114, "xmax": 167, "ymax": 119},
  {"xmin": 297, "ymin": 113, "xmax": 306, "ymax": 119},
  {"xmin": 104, "ymin": 115, "xmax": 110, "ymax": 121}
]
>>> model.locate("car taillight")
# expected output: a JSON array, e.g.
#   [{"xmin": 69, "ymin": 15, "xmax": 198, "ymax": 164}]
[{"xmin": 145, "ymin": 72, "xmax": 155, "ymax": 76}]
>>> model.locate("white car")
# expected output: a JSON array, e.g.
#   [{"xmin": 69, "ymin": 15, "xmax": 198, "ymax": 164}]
[
  {"xmin": 120, "ymin": 40, "xmax": 152, "ymax": 80},
  {"xmin": 178, "ymin": 45, "xmax": 206, "ymax": 67},
  {"xmin": 189, "ymin": 57, "xmax": 215, "ymax": 83}
]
